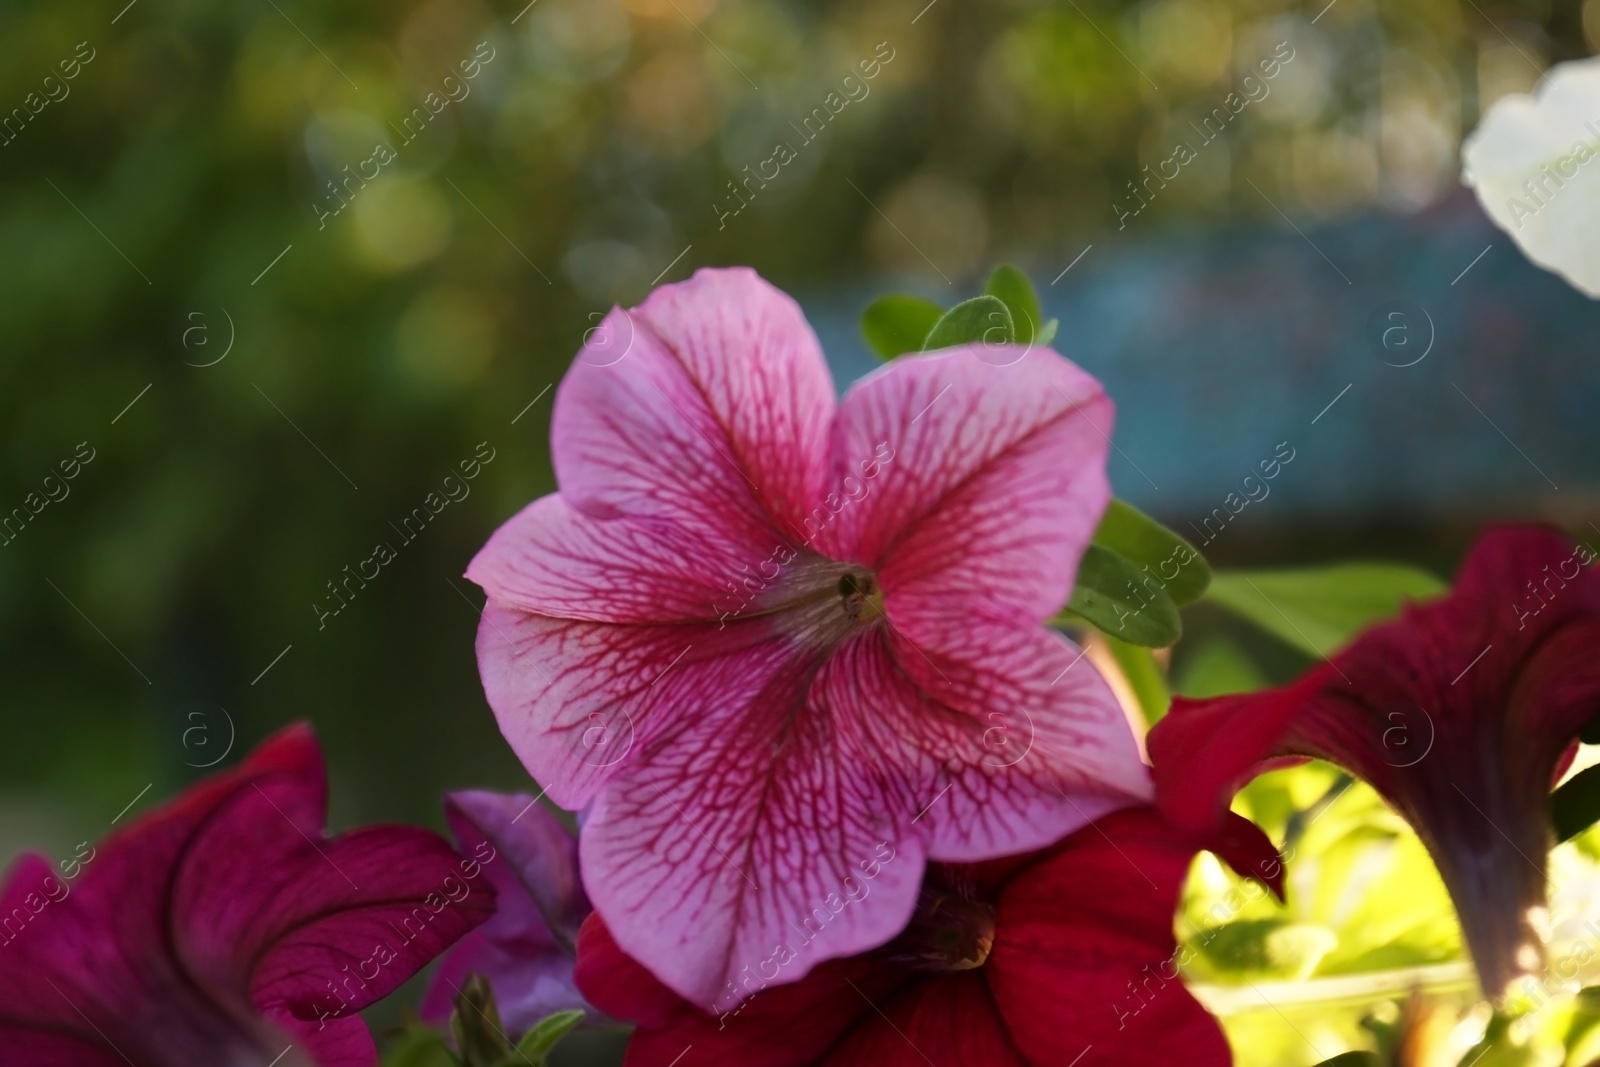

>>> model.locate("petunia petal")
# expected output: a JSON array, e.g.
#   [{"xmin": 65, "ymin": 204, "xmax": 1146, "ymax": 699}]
[
  {"xmin": 442, "ymin": 791, "xmax": 588, "ymax": 950},
  {"xmin": 420, "ymin": 792, "xmax": 596, "ymax": 1034},
  {"xmin": 824, "ymin": 971, "xmax": 1026, "ymax": 1067},
  {"xmin": 474, "ymin": 603, "xmax": 805, "ymax": 813},
  {"xmin": 986, "ymin": 809, "xmax": 1233, "ymax": 1067},
  {"xmin": 467, "ymin": 493, "xmax": 844, "ymax": 628},
  {"xmin": 875, "ymin": 618, "xmax": 1153, "ymax": 863},
  {"xmin": 551, "ymin": 267, "xmax": 835, "ymax": 544},
  {"xmin": 0, "ymin": 727, "xmax": 353, "ymax": 1066},
  {"xmin": 575, "ymin": 618, "xmax": 1143, "ymax": 1013},
  {"xmin": 575, "ymin": 913, "xmax": 688, "ymax": 1033},
  {"xmin": 1151, "ymin": 525, "xmax": 1600, "ymax": 1001},
  {"xmin": 573, "ymin": 914, "xmax": 898, "ymax": 1067},
  {"xmin": 576, "ymin": 627, "xmax": 924, "ymax": 1012},
  {"xmin": 238, "ymin": 827, "xmax": 493, "ymax": 1019},
  {"xmin": 817, "ymin": 343, "xmax": 1113, "ymax": 626}
]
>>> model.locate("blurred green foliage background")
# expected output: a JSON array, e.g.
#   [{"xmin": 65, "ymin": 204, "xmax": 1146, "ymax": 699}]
[{"xmin": 0, "ymin": 0, "xmax": 1596, "ymax": 1061}]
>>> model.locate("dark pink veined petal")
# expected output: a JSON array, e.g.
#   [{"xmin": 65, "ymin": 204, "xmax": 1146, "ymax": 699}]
[
  {"xmin": 0, "ymin": 727, "xmax": 364, "ymax": 1066},
  {"xmin": 551, "ymin": 267, "xmax": 835, "ymax": 546},
  {"xmin": 230, "ymin": 830, "xmax": 491, "ymax": 1020},
  {"xmin": 161, "ymin": 742, "xmax": 493, "ymax": 1032},
  {"xmin": 474, "ymin": 601, "xmax": 815, "ymax": 813},
  {"xmin": 986, "ymin": 809, "xmax": 1232, "ymax": 1067},
  {"xmin": 420, "ymin": 792, "xmax": 597, "ymax": 1034},
  {"xmin": 466, "ymin": 492, "xmax": 798, "ymax": 627},
  {"xmin": 872, "ymin": 617, "xmax": 1152, "ymax": 864},
  {"xmin": 815, "ymin": 344, "xmax": 1113, "ymax": 626},
  {"xmin": 824, "ymin": 971, "xmax": 1026, "ymax": 1067},
  {"xmin": 574, "ymin": 625, "xmax": 924, "ymax": 1012}
]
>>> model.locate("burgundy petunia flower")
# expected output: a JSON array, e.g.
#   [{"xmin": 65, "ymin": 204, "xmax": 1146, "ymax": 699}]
[
  {"xmin": 0, "ymin": 724, "xmax": 494, "ymax": 1067},
  {"xmin": 421, "ymin": 790, "xmax": 611, "ymax": 1033},
  {"xmin": 467, "ymin": 266, "xmax": 1151, "ymax": 1010},
  {"xmin": 574, "ymin": 808, "xmax": 1275, "ymax": 1067},
  {"xmin": 1148, "ymin": 524, "xmax": 1600, "ymax": 1001}
]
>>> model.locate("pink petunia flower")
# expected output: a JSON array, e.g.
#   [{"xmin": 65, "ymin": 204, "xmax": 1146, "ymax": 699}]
[
  {"xmin": 421, "ymin": 790, "xmax": 612, "ymax": 1033},
  {"xmin": 1149, "ymin": 525, "xmax": 1600, "ymax": 1001},
  {"xmin": 0, "ymin": 724, "xmax": 494, "ymax": 1066},
  {"xmin": 467, "ymin": 266, "xmax": 1152, "ymax": 1010}
]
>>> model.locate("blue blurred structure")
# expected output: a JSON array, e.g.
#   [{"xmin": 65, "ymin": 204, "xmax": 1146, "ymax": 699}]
[{"xmin": 809, "ymin": 194, "xmax": 1596, "ymax": 538}]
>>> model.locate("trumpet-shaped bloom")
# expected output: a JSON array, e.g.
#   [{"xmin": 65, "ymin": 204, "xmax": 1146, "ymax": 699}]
[
  {"xmin": 421, "ymin": 791, "xmax": 610, "ymax": 1033},
  {"xmin": 0, "ymin": 724, "xmax": 493, "ymax": 1066},
  {"xmin": 467, "ymin": 267, "xmax": 1151, "ymax": 1010},
  {"xmin": 1149, "ymin": 525, "xmax": 1600, "ymax": 1001},
  {"xmin": 574, "ymin": 808, "xmax": 1275, "ymax": 1067},
  {"xmin": 1462, "ymin": 56, "xmax": 1600, "ymax": 298}
]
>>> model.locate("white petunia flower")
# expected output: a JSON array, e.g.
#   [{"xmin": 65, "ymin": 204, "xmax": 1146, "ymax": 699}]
[{"xmin": 1462, "ymin": 56, "xmax": 1600, "ymax": 297}]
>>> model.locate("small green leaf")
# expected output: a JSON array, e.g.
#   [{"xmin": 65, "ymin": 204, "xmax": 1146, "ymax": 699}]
[
  {"xmin": 1035, "ymin": 317, "xmax": 1058, "ymax": 347},
  {"xmin": 382, "ymin": 1013, "xmax": 461, "ymax": 1067},
  {"xmin": 508, "ymin": 1009, "xmax": 586, "ymax": 1065},
  {"xmin": 1092, "ymin": 499, "xmax": 1211, "ymax": 606},
  {"xmin": 1206, "ymin": 563, "xmax": 1447, "ymax": 660},
  {"xmin": 1056, "ymin": 543, "xmax": 1183, "ymax": 647},
  {"xmin": 922, "ymin": 295, "xmax": 1013, "ymax": 351},
  {"xmin": 1310, "ymin": 1054, "xmax": 1380, "ymax": 1067},
  {"xmin": 1553, "ymin": 763, "xmax": 1600, "ymax": 842},
  {"xmin": 1106, "ymin": 634, "xmax": 1170, "ymax": 725},
  {"xmin": 984, "ymin": 264, "xmax": 1042, "ymax": 344},
  {"xmin": 860, "ymin": 294, "xmax": 944, "ymax": 360},
  {"xmin": 450, "ymin": 975, "xmax": 511, "ymax": 1067}
]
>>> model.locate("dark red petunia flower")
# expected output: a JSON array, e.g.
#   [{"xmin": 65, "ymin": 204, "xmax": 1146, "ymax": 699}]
[
  {"xmin": 574, "ymin": 808, "xmax": 1277, "ymax": 1067},
  {"xmin": 1149, "ymin": 524, "xmax": 1600, "ymax": 1001},
  {"xmin": 0, "ymin": 724, "xmax": 494, "ymax": 1067}
]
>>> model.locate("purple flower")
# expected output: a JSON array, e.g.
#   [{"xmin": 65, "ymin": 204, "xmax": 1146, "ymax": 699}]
[{"xmin": 421, "ymin": 791, "xmax": 611, "ymax": 1034}]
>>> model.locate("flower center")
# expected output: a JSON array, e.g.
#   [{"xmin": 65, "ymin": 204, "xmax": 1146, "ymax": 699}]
[
  {"xmin": 884, "ymin": 870, "xmax": 997, "ymax": 973},
  {"xmin": 837, "ymin": 572, "xmax": 885, "ymax": 624}
]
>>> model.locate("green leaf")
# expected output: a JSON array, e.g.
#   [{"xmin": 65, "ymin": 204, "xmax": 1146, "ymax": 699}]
[
  {"xmin": 1056, "ymin": 543, "xmax": 1183, "ymax": 647},
  {"xmin": 984, "ymin": 264, "xmax": 1042, "ymax": 344},
  {"xmin": 1035, "ymin": 317, "xmax": 1058, "ymax": 346},
  {"xmin": 1092, "ymin": 498, "xmax": 1212, "ymax": 606},
  {"xmin": 1310, "ymin": 1054, "xmax": 1380, "ymax": 1067},
  {"xmin": 922, "ymin": 295, "xmax": 1013, "ymax": 351},
  {"xmin": 1174, "ymin": 637, "xmax": 1269, "ymax": 699},
  {"xmin": 1185, "ymin": 917, "xmax": 1338, "ymax": 982},
  {"xmin": 382, "ymin": 1012, "xmax": 461, "ymax": 1067},
  {"xmin": 1205, "ymin": 563, "xmax": 1447, "ymax": 660},
  {"xmin": 1106, "ymin": 634, "xmax": 1170, "ymax": 725},
  {"xmin": 1553, "ymin": 763, "xmax": 1600, "ymax": 842},
  {"xmin": 508, "ymin": 1009, "xmax": 586, "ymax": 1066},
  {"xmin": 860, "ymin": 294, "xmax": 944, "ymax": 360}
]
